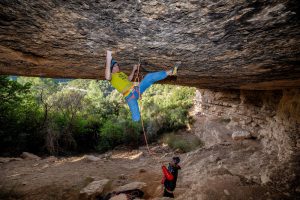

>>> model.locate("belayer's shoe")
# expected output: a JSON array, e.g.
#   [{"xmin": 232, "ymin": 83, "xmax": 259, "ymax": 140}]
[{"xmin": 172, "ymin": 61, "xmax": 181, "ymax": 76}]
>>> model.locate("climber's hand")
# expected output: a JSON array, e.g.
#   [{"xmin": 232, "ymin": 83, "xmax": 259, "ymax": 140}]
[{"xmin": 133, "ymin": 64, "xmax": 139, "ymax": 71}]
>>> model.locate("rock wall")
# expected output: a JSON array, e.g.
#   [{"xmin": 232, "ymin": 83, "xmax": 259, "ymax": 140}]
[
  {"xmin": 0, "ymin": 0, "xmax": 300, "ymax": 89},
  {"xmin": 193, "ymin": 88, "xmax": 300, "ymax": 191}
]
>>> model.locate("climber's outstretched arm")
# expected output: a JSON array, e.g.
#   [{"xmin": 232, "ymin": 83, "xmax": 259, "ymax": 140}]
[{"xmin": 105, "ymin": 50, "xmax": 112, "ymax": 80}]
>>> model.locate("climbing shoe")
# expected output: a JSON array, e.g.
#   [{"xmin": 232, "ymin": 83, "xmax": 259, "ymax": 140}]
[{"xmin": 172, "ymin": 61, "xmax": 181, "ymax": 76}]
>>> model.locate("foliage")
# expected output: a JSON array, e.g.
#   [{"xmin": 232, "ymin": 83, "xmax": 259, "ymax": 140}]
[
  {"xmin": 0, "ymin": 75, "xmax": 195, "ymax": 156},
  {"xmin": 142, "ymin": 84, "xmax": 195, "ymax": 135},
  {"xmin": 0, "ymin": 76, "xmax": 43, "ymax": 155},
  {"xmin": 97, "ymin": 118, "xmax": 142, "ymax": 152},
  {"xmin": 162, "ymin": 133, "xmax": 202, "ymax": 153}
]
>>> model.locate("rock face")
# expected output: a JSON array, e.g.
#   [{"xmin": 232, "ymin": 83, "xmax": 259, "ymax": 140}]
[
  {"xmin": 193, "ymin": 88, "xmax": 300, "ymax": 195},
  {"xmin": 0, "ymin": 0, "xmax": 299, "ymax": 89}
]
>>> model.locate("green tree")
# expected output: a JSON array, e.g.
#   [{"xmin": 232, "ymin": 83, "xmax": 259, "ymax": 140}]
[{"xmin": 0, "ymin": 76, "xmax": 42, "ymax": 155}]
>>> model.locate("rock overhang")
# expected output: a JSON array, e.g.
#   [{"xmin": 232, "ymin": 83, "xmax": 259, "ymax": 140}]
[{"xmin": 0, "ymin": 0, "xmax": 299, "ymax": 90}]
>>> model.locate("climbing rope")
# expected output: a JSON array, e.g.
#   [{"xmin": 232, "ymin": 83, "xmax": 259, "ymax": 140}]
[
  {"xmin": 134, "ymin": 57, "xmax": 162, "ymax": 161},
  {"xmin": 134, "ymin": 57, "xmax": 151, "ymax": 155}
]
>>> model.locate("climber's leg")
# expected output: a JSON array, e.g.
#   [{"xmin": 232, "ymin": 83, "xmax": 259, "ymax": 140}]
[
  {"xmin": 139, "ymin": 71, "xmax": 168, "ymax": 94},
  {"xmin": 139, "ymin": 63, "xmax": 180, "ymax": 94},
  {"xmin": 125, "ymin": 90, "xmax": 140, "ymax": 121}
]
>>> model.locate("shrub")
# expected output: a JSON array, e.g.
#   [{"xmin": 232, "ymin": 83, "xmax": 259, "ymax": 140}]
[
  {"xmin": 142, "ymin": 84, "xmax": 195, "ymax": 136},
  {"xmin": 72, "ymin": 117, "xmax": 101, "ymax": 153},
  {"xmin": 97, "ymin": 118, "xmax": 142, "ymax": 152},
  {"xmin": 120, "ymin": 120, "xmax": 142, "ymax": 148},
  {"xmin": 98, "ymin": 119, "xmax": 123, "ymax": 152},
  {"xmin": 162, "ymin": 133, "xmax": 202, "ymax": 153}
]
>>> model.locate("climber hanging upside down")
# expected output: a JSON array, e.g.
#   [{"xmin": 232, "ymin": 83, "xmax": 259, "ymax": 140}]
[{"xmin": 105, "ymin": 50, "xmax": 179, "ymax": 121}]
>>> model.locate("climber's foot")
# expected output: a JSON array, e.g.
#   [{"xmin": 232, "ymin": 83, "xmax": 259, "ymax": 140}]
[{"xmin": 171, "ymin": 61, "xmax": 181, "ymax": 76}]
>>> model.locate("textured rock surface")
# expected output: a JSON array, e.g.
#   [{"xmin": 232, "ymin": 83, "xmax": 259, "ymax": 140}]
[
  {"xmin": 232, "ymin": 130, "xmax": 252, "ymax": 140},
  {"xmin": 115, "ymin": 181, "xmax": 147, "ymax": 192},
  {"xmin": 0, "ymin": 0, "xmax": 299, "ymax": 89},
  {"xmin": 192, "ymin": 88, "xmax": 300, "ymax": 194},
  {"xmin": 80, "ymin": 179, "xmax": 110, "ymax": 197},
  {"xmin": 109, "ymin": 194, "xmax": 127, "ymax": 200}
]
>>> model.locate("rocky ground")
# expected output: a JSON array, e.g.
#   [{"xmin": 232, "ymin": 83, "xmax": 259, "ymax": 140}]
[
  {"xmin": 1, "ymin": 115, "xmax": 297, "ymax": 200},
  {"xmin": 0, "ymin": 146, "xmax": 169, "ymax": 200}
]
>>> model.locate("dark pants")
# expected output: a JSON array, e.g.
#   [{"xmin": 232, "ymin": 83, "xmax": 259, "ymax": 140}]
[{"xmin": 163, "ymin": 188, "xmax": 174, "ymax": 198}]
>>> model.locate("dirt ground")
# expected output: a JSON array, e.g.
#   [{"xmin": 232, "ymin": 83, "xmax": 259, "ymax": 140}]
[
  {"xmin": 0, "ymin": 145, "xmax": 182, "ymax": 200},
  {"xmin": 0, "ymin": 142, "xmax": 291, "ymax": 200}
]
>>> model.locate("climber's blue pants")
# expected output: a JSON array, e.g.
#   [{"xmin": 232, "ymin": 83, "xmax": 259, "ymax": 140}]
[{"xmin": 125, "ymin": 71, "xmax": 168, "ymax": 121}]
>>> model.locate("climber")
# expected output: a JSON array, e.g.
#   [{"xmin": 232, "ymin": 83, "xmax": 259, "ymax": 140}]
[
  {"xmin": 161, "ymin": 156, "xmax": 181, "ymax": 198},
  {"xmin": 105, "ymin": 50, "xmax": 178, "ymax": 121}
]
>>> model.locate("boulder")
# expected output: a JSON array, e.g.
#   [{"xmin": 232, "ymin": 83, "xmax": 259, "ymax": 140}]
[
  {"xmin": 115, "ymin": 182, "xmax": 147, "ymax": 193},
  {"xmin": 232, "ymin": 130, "xmax": 252, "ymax": 140},
  {"xmin": 20, "ymin": 152, "xmax": 41, "ymax": 160},
  {"xmin": 84, "ymin": 155, "xmax": 101, "ymax": 162},
  {"xmin": 80, "ymin": 179, "xmax": 110, "ymax": 198},
  {"xmin": 110, "ymin": 194, "xmax": 127, "ymax": 200}
]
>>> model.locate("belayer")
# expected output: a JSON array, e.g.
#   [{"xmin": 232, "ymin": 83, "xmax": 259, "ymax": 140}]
[
  {"xmin": 161, "ymin": 156, "xmax": 181, "ymax": 198},
  {"xmin": 105, "ymin": 50, "xmax": 179, "ymax": 121}
]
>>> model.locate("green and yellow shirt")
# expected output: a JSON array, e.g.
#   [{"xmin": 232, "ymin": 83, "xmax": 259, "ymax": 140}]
[{"xmin": 110, "ymin": 72, "xmax": 133, "ymax": 97}]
